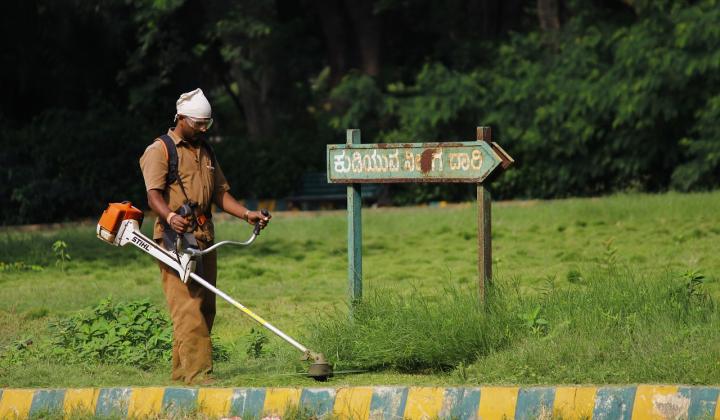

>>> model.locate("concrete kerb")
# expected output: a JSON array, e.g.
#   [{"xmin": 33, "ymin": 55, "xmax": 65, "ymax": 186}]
[{"xmin": 1, "ymin": 385, "xmax": 719, "ymax": 419}]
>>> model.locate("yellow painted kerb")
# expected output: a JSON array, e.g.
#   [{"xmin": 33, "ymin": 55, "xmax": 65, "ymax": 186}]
[
  {"xmin": 404, "ymin": 387, "xmax": 445, "ymax": 420},
  {"xmin": 333, "ymin": 387, "xmax": 373, "ymax": 420},
  {"xmin": 198, "ymin": 388, "xmax": 234, "ymax": 418},
  {"xmin": 0, "ymin": 389, "xmax": 35, "ymax": 420},
  {"xmin": 127, "ymin": 387, "xmax": 165, "ymax": 418},
  {"xmin": 263, "ymin": 387, "xmax": 302, "ymax": 417},
  {"xmin": 553, "ymin": 386, "xmax": 597, "ymax": 419},
  {"xmin": 478, "ymin": 386, "xmax": 519, "ymax": 420},
  {"xmin": 63, "ymin": 388, "xmax": 100, "ymax": 418},
  {"xmin": 631, "ymin": 385, "xmax": 680, "ymax": 420}
]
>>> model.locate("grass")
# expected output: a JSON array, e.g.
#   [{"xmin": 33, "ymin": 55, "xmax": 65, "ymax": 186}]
[
  {"xmin": 309, "ymin": 284, "xmax": 519, "ymax": 372},
  {"xmin": 311, "ymin": 267, "xmax": 719, "ymax": 384},
  {"xmin": 466, "ymin": 268, "xmax": 719, "ymax": 385},
  {"xmin": 0, "ymin": 191, "xmax": 719, "ymax": 388}
]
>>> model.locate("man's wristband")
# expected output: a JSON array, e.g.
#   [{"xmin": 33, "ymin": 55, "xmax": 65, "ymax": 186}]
[
  {"xmin": 243, "ymin": 209, "xmax": 250, "ymax": 222},
  {"xmin": 166, "ymin": 212, "xmax": 178, "ymax": 225}
]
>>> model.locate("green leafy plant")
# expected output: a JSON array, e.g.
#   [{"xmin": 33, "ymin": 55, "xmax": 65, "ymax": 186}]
[
  {"xmin": 50, "ymin": 299, "xmax": 172, "ymax": 369},
  {"xmin": 0, "ymin": 339, "xmax": 37, "ymax": 368},
  {"xmin": 49, "ymin": 298, "xmax": 229, "ymax": 369},
  {"xmin": 246, "ymin": 327, "xmax": 269, "ymax": 359},
  {"xmin": 669, "ymin": 269, "xmax": 714, "ymax": 318},
  {"xmin": 213, "ymin": 339, "xmax": 230, "ymax": 362},
  {"xmin": 519, "ymin": 305, "xmax": 549, "ymax": 336},
  {"xmin": 566, "ymin": 268, "xmax": 584, "ymax": 284},
  {"xmin": 52, "ymin": 240, "xmax": 71, "ymax": 272}
]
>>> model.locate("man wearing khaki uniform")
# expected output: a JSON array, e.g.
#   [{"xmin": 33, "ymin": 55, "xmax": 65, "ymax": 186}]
[{"xmin": 140, "ymin": 88, "xmax": 270, "ymax": 384}]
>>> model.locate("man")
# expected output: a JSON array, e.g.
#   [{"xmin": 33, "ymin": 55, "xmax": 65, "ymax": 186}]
[{"xmin": 139, "ymin": 88, "xmax": 270, "ymax": 384}]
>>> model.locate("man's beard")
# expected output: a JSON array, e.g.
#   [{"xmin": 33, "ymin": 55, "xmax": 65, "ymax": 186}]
[{"xmin": 189, "ymin": 132, "xmax": 205, "ymax": 142}]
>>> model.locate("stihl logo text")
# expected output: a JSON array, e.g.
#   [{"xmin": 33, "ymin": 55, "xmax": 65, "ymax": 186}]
[{"xmin": 131, "ymin": 236, "xmax": 150, "ymax": 251}]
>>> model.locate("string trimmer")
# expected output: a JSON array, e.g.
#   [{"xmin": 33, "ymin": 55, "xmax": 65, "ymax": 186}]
[{"xmin": 96, "ymin": 202, "xmax": 333, "ymax": 381}]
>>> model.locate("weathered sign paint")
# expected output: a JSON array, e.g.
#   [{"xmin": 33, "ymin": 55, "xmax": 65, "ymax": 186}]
[{"xmin": 326, "ymin": 142, "xmax": 503, "ymax": 183}]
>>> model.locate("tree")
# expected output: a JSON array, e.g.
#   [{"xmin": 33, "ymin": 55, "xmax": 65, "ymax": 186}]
[
  {"xmin": 537, "ymin": 0, "xmax": 561, "ymax": 31},
  {"xmin": 212, "ymin": 0, "xmax": 279, "ymax": 143},
  {"xmin": 311, "ymin": 0, "xmax": 380, "ymax": 87}
]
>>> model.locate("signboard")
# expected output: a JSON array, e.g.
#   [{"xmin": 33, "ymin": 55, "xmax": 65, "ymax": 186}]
[
  {"xmin": 327, "ymin": 142, "xmax": 503, "ymax": 183},
  {"xmin": 328, "ymin": 127, "xmax": 513, "ymax": 306}
]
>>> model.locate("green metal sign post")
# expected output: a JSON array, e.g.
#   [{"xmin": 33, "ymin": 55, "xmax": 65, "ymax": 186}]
[
  {"xmin": 346, "ymin": 129, "xmax": 363, "ymax": 305},
  {"xmin": 327, "ymin": 127, "xmax": 513, "ymax": 305}
]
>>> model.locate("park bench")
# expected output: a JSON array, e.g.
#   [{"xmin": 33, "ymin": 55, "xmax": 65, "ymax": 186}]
[{"xmin": 286, "ymin": 172, "xmax": 383, "ymax": 210}]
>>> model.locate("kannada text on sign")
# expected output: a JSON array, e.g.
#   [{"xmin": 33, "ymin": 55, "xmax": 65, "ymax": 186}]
[{"xmin": 327, "ymin": 142, "xmax": 502, "ymax": 183}]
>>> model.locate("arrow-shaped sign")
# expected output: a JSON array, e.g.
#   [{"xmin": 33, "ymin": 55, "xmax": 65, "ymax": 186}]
[{"xmin": 327, "ymin": 141, "xmax": 512, "ymax": 183}]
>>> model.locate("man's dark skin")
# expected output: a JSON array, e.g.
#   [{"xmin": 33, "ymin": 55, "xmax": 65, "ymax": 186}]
[{"xmin": 147, "ymin": 115, "xmax": 270, "ymax": 232}]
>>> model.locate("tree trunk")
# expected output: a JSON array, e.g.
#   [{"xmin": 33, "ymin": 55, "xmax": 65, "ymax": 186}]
[
  {"xmin": 313, "ymin": 0, "xmax": 349, "ymax": 87},
  {"xmin": 233, "ymin": 69, "xmax": 275, "ymax": 143},
  {"xmin": 537, "ymin": 0, "xmax": 561, "ymax": 31},
  {"xmin": 342, "ymin": 0, "xmax": 380, "ymax": 76}
]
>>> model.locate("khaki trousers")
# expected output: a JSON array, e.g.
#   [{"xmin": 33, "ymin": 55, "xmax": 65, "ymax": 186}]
[{"xmin": 157, "ymin": 244, "xmax": 217, "ymax": 384}]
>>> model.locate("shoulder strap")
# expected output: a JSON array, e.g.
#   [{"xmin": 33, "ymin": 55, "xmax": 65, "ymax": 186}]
[
  {"xmin": 158, "ymin": 134, "xmax": 179, "ymax": 185},
  {"xmin": 157, "ymin": 134, "xmax": 192, "ymax": 203}
]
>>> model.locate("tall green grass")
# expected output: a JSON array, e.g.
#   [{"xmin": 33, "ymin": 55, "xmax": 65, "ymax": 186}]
[
  {"xmin": 309, "ymin": 264, "xmax": 720, "ymax": 384},
  {"xmin": 308, "ymin": 284, "xmax": 517, "ymax": 372},
  {"xmin": 469, "ymin": 267, "xmax": 720, "ymax": 384}
]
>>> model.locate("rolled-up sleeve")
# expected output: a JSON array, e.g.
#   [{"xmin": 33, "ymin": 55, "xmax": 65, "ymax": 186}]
[{"xmin": 139, "ymin": 141, "xmax": 168, "ymax": 191}]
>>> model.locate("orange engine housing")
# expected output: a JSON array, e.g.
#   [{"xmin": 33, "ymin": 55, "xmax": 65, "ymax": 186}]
[{"xmin": 97, "ymin": 202, "xmax": 144, "ymax": 243}]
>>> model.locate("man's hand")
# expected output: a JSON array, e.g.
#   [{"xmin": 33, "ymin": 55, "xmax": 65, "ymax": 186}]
[
  {"xmin": 218, "ymin": 191, "xmax": 271, "ymax": 229},
  {"xmin": 169, "ymin": 214, "xmax": 190, "ymax": 234},
  {"xmin": 148, "ymin": 189, "xmax": 190, "ymax": 235},
  {"xmin": 247, "ymin": 210, "xmax": 271, "ymax": 229}
]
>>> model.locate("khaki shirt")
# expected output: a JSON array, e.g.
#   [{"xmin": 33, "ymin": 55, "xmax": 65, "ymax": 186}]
[{"xmin": 139, "ymin": 129, "xmax": 230, "ymax": 242}]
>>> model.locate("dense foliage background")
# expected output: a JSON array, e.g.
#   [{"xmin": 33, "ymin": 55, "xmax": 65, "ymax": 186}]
[{"xmin": 1, "ymin": 0, "xmax": 718, "ymax": 224}]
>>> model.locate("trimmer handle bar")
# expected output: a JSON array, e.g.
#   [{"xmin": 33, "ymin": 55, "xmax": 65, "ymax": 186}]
[{"xmin": 182, "ymin": 209, "xmax": 269, "ymax": 257}]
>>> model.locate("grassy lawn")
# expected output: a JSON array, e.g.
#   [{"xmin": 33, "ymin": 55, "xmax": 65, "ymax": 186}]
[{"xmin": 0, "ymin": 192, "xmax": 719, "ymax": 388}]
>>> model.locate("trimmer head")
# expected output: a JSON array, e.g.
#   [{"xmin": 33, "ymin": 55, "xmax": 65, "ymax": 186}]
[{"xmin": 305, "ymin": 352, "xmax": 333, "ymax": 381}]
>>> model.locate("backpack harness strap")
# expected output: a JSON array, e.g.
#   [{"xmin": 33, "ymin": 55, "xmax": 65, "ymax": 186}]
[
  {"xmin": 157, "ymin": 134, "xmax": 216, "ymax": 192},
  {"xmin": 154, "ymin": 134, "xmax": 215, "ymax": 248},
  {"xmin": 158, "ymin": 134, "xmax": 184, "ymax": 196}
]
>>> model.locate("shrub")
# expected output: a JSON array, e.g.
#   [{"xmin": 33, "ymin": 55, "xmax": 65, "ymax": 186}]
[
  {"xmin": 49, "ymin": 298, "xmax": 173, "ymax": 370},
  {"xmin": 49, "ymin": 298, "xmax": 228, "ymax": 370}
]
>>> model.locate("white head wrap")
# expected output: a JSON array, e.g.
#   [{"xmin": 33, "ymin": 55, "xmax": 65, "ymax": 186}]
[{"xmin": 176, "ymin": 88, "xmax": 212, "ymax": 119}]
